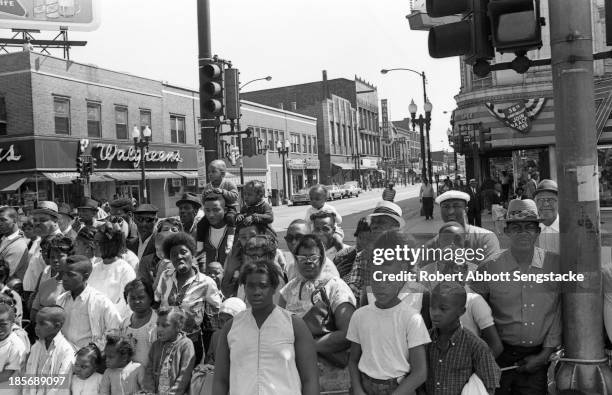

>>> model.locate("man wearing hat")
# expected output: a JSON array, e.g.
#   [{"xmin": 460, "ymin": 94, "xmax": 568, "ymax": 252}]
[
  {"xmin": 75, "ymin": 198, "xmax": 103, "ymax": 233},
  {"xmin": 471, "ymin": 199, "xmax": 561, "ymax": 395},
  {"xmin": 23, "ymin": 201, "xmax": 63, "ymax": 294},
  {"xmin": 347, "ymin": 200, "xmax": 405, "ymax": 306},
  {"xmin": 0, "ymin": 206, "xmax": 29, "ymax": 280},
  {"xmin": 533, "ymin": 179, "xmax": 559, "ymax": 254},
  {"xmin": 57, "ymin": 203, "xmax": 77, "ymax": 240},
  {"xmin": 465, "ymin": 178, "xmax": 482, "ymax": 227},
  {"xmin": 176, "ymin": 193, "xmax": 203, "ymax": 240},
  {"xmin": 424, "ymin": 190, "xmax": 500, "ymax": 264},
  {"xmin": 130, "ymin": 204, "xmax": 158, "ymax": 261}
]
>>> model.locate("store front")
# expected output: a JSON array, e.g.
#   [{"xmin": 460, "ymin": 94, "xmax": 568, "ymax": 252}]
[
  {"xmin": 0, "ymin": 138, "xmax": 199, "ymax": 216},
  {"xmin": 484, "ymin": 147, "xmax": 550, "ymax": 193}
]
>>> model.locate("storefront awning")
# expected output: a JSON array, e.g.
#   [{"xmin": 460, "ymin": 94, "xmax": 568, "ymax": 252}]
[
  {"xmin": 0, "ymin": 176, "xmax": 27, "ymax": 192},
  {"xmin": 98, "ymin": 171, "xmax": 178, "ymax": 181},
  {"xmin": 332, "ymin": 163, "xmax": 355, "ymax": 170},
  {"xmin": 42, "ymin": 172, "xmax": 110, "ymax": 184},
  {"xmin": 172, "ymin": 171, "xmax": 198, "ymax": 179}
]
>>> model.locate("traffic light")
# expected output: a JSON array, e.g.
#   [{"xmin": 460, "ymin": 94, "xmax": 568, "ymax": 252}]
[
  {"xmin": 488, "ymin": 0, "xmax": 543, "ymax": 55},
  {"xmin": 427, "ymin": 0, "xmax": 493, "ymax": 67},
  {"xmin": 224, "ymin": 68, "xmax": 240, "ymax": 120},
  {"xmin": 242, "ymin": 137, "xmax": 258, "ymax": 158},
  {"xmin": 479, "ymin": 127, "xmax": 493, "ymax": 151},
  {"xmin": 200, "ymin": 60, "xmax": 224, "ymax": 119},
  {"xmin": 91, "ymin": 157, "xmax": 97, "ymax": 172},
  {"xmin": 76, "ymin": 156, "xmax": 84, "ymax": 174}
]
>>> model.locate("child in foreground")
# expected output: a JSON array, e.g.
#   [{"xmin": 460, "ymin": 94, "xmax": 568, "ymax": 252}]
[
  {"xmin": 99, "ymin": 334, "xmax": 144, "ymax": 395},
  {"xmin": 71, "ymin": 343, "xmax": 103, "ymax": 395},
  {"xmin": 0, "ymin": 303, "xmax": 26, "ymax": 395},
  {"xmin": 119, "ymin": 279, "xmax": 157, "ymax": 367},
  {"xmin": 144, "ymin": 307, "xmax": 195, "ymax": 394},
  {"xmin": 235, "ymin": 180, "xmax": 274, "ymax": 229},
  {"xmin": 305, "ymin": 185, "xmax": 345, "ymax": 243},
  {"xmin": 25, "ymin": 306, "xmax": 75, "ymax": 395},
  {"xmin": 426, "ymin": 282, "xmax": 501, "ymax": 395},
  {"xmin": 347, "ymin": 231, "xmax": 430, "ymax": 395}
]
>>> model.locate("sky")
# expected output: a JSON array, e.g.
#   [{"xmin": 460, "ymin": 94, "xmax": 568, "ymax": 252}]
[{"xmin": 11, "ymin": 0, "xmax": 460, "ymax": 151}]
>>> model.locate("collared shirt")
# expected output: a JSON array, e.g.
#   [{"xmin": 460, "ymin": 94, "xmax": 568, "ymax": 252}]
[
  {"xmin": 25, "ymin": 332, "xmax": 75, "ymax": 395},
  {"xmin": 424, "ymin": 224, "xmax": 501, "ymax": 266},
  {"xmin": 471, "ymin": 247, "xmax": 562, "ymax": 348},
  {"xmin": 538, "ymin": 215, "xmax": 559, "ymax": 254},
  {"xmin": 23, "ymin": 230, "xmax": 62, "ymax": 292},
  {"xmin": 426, "ymin": 326, "xmax": 501, "ymax": 395},
  {"xmin": 155, "ymin": 269, "xmax": 222, "ymax": 334},
  {"xmin": 137, "ymin": 234, "xmax": 154, "ymax": 262},
  {"xmin": 347, "ymin": 250, "xmax": 368, "ymax": 305},
  {"xmin": 0, "ymin": 332, "xmax": 27, "ymax": 395},
  {"xmin": 57, "ymin": 285, "xmax": 122, "ymax": 350}
]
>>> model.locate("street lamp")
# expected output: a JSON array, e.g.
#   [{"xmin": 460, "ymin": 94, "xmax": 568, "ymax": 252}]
[
  {"xmin": 240, "ymin": 76, "xmax": 272, "ymax": 90},
  {"xmin": 447, "ymin": 127, "xmax": 459, "ymax": 174},
  {"xmin": 132, "ymin": 125, "xmax": 151, "ymax": 204},
  {"xmin": 409, "ymin": 99, "xmax": 433, "ymax": 183},
  {"xmin": 276, "ymin": 139, "xmax": 290, "ymax": 204}
]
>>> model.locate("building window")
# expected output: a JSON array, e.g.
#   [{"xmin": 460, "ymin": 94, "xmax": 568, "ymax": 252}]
[
  {"xmin": 170, "ymin": 115, "xmax": 186, "ymax": 143},
  {"xmin": 115, "ymin": 106, "xmax": 128, "ymax": 140},
  {"xmin": 296, "ymin": 133, "xmax": 301, "ymax": 153},
  {"xmin": 273, "ymin": 130, "xmax": 279, "ymax": 147},
  {"xmin": 279, "ymin": 131, "xmax": 285, "ymax": 145},
  {"xmin": 54, "ymin": 97, "xmax": 70, "ymax": 135},
  {"xmin": 140, "ymin": 109, "xmax": 152, "ymax": 141},
  {"xmin": 302, "ymin": 135, "xmax": 307, "ymax": 153},
  {"xmin": 330, "ymin": 121, "xmax": 335, "ymax": 144},
  {"xmin": 337, "ymin": 123, "xmax": 342, "ymax": 145},
  {"xmin": 0, "ymin": 97, "xmax": 6, "ymax": 136},
  {"xmin": 268, "ymin": 129, "xmax": 274, "ymax": 150},
  {"xmin": 313, "ymin": 137, "xmax": 318, "ymax": 154},
  {"xmin": 86, "ymin": 102, "xmax": 101, "ymax": 138}
]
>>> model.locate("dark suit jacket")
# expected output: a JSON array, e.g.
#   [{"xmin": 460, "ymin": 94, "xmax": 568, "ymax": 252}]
[
  {"xmin": 126, "ymin": 233, "xmax": 156, "ymax": 257},
  {"xmin": 465, "ymin": 185, "xmax": 482, "ymax": 212}
]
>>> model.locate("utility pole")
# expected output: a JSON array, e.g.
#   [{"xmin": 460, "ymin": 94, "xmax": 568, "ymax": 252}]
[
  {"xmin": 550, "ymin": 0, "xmax": 612, "ymax": 391},
  {"xmin": 197, "ymin": 0, "xmax": 217, "ymax": 169}
]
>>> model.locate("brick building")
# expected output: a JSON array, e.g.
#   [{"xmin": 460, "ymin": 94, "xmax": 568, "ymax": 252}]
[
  {"xmin": 241, "ymin": 72, "xmax": 383, "ymax": 187},
  {"xmin": 0, "ymin": 51, "xmax": 200, "ymax": 216}
]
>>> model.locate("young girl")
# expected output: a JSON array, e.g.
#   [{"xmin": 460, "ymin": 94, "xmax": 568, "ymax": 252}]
[
  {"xmin": 119, "ymin": 279, "xmax": 157, "ymax": 367},
  {"xmin": 71, "ymin": 343, "xmax": 103, "ymax": 395},
  {"xmin": 0, "ymin": 303, "xmax": 26, "ymax": 395},
  {"xmin": 144, "ymin": 307, "xmax": 195, "ymax": 394},
  {"xmin": 99, "ymin": 334, "xmax": 144, "ymax": 395}
]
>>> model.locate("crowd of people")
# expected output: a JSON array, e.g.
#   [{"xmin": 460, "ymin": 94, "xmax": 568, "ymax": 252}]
[{"xmin": 0, "ymin": 155, "xmax": 583, "ymax": 395}]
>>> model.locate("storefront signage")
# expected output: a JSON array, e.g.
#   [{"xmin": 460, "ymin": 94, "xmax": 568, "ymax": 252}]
[
  {"xmin": 0, "ymin": 144, "xmax": 21, "ymax": 163},
  {"xmin": 485, "ymin": 98, "xmax": 546, "ymax": 134},
  {"xmin": 360, "ymin": 158, "xmax": 378, "ymax": 169},
  {"xmin": 381, "ymin": 99, "xmax": 389, "ymax": 139},
  {"xmin": 94, "ymin": 144, "xmax": 183, "ymax": 169},
  {"xmin": 305, "ymin": 158, "xmax": 320, "ymax": 169},
  {"xmin": 287, "ymin": 158, "xmax": 306, "ymax": 170}
]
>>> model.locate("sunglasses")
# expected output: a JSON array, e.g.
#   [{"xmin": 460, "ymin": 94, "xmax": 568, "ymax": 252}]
[
  {"xmin": 295, "ymin": 254, "xmax": 320, "ymax": 264},
  {"xmin": 135, "ymin": 217, "xmax": 156, "ymax": 224}
]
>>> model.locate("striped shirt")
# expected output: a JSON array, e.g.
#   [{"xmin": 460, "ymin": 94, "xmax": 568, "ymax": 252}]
[
  {"xmin": 382, "ymin": 188, "xmax": 396, "ymax": 202},
  {"xmin": 155, "ymin": 269, "xmax": 222, "ymax": 335},
  {"xmin": 426, "ymin": 327, "xmax": 501, "ymax": 395}
]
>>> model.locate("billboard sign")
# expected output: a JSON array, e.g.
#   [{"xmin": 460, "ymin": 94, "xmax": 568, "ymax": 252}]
[
  {"xmin": 0, "ymin": 0, "xmax": 101, "ymax": 32},
  {"xmin": 381, "ymin": 99, "xmax": 389, "ymax": 139}
]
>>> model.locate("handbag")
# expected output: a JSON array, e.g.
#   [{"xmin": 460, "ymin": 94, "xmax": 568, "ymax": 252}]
[{"xmin": 300, "ymin": 279, "xmax": 349, "ymax": 368}]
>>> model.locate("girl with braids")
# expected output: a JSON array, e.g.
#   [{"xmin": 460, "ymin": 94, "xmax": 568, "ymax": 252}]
[{"xmin": 72, "ymin": 343, "xmax": 104, "ymax": 394}]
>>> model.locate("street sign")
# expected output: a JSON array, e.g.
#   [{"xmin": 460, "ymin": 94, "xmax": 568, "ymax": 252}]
[
  {"xmin": 0, "ymin": 0, "xmax": 101, "ymax": 32},
  {"xmin": 197, "ymin": 148, "xmax": 207, "ymax": 188}
]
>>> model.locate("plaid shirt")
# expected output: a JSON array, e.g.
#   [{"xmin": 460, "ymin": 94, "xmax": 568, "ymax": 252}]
[
  {"xmin": 155, "ymin": 269, "xmax": 222, "ymax": 335},
  {"xmin": 426, "ymin": 326, "xmax": 501, "ymax": 395},
  {"xmin": 347, "ymin": 249, "xmax": 369, "ymax": 305}
]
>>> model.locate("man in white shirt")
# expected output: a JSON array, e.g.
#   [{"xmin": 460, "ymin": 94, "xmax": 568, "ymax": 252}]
[
  {"xmin": 23, "ymin": 201, "xmax": 63, "ymax": 294},
  {"xmin": 132, "ymin": 204, "xmax": 159, "ymax": 262},
  {"xmin": 0, "ymin": 206, "xmax": 28, "ymax": 279},
  {"xmin": 534, "ymin": 179, "xmax": 559, "ymax": 254}
]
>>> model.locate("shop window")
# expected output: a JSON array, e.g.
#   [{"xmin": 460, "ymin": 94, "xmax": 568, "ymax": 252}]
[
  {"xmin": 53, "ymin": 97, "xmax": 70, "ymax": 135},
  {"xmin": 115, "ymin": 106, "xmax": 128, "ymax": 140},
  {"xmin": 170, "ymin": 115, "xmax": 186, "ymax": 144},
  {"xmin": 140, "ymin": 109, "xmax": 152, "ymax": 141},
  {"xmin": 87, "ymin": 102, "xmax": 101, "ymax": 138},
  {"xmin": 0, "ymin": 97, "xmax": 6, "ymax": 136}
]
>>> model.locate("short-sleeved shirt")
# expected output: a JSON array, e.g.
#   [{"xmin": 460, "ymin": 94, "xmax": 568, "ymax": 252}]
[
  {"xmin": 280, "ymin": 276, "xmax": 356, "ymax": 318},
  {"xmin": 155, "ymin": 269, "xmax": 222, "ymax": 334},
  {"xmin": 0, "ymin": 332, "xmax": 26, "ymax": 376},
  {"xmin": 346, "ymin": 298, "xmax": 431, "ymax": 380}
]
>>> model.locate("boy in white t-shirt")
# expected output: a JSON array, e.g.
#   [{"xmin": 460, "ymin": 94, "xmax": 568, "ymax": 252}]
[{"xmin": 347, "ymin": 230, "xmax": 430, "ymax": 395}]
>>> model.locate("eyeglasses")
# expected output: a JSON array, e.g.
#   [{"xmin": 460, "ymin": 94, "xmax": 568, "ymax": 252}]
[
  {"xmin": 284, "ymin": 234, "xmax": 304, "ymax": 243},
  {"xmin": 135, "ymin": 217, "xmax": 156, "ymax": 224},
  {"xmin": 536, "ymin": 197, "xmax": 557, "ymax": 205},
  {"xmin": 507, "ymin": 223, "xmax": 540, "ymax": 234},
  {"xmin": 295, "ymin": 254, "xmax": 320, "ymax": 264}
]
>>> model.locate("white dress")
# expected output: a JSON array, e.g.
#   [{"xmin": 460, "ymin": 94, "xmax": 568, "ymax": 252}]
[{"xmin": 88, "ymin": 258, "xmax": 136, "ymax": 320}]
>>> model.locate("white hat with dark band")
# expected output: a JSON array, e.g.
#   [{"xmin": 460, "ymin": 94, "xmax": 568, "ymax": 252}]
[{"xmin": 367, "ymin": 201, "xmax": 406, "ymax": 228}]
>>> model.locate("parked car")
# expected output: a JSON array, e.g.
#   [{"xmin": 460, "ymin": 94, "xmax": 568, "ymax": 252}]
[
  {"xmin": 326, "ymin": 185, "xmax": 344, "ymax": 200},
  {"xmin": 291, "ymin": 188, "xmax": 311, "ymax": 205},
  {"xmin": 342, "ymin": 181, "xmax": 361, "ymax": 197}
]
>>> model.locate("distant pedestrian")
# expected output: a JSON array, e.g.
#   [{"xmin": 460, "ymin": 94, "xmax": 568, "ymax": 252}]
[
  {"xmin": 420, "ymin": 179, "xmax": 436, "ymax": 220},
  {"xmin": 382, "ymin": 182, "xmax": 396, "ymax": 202}
]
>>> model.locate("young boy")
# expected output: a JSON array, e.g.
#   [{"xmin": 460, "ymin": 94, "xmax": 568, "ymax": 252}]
[
  {"xmin": 426, "ymin": 282, "xmax": 501, "ymax": 395},
  {"xmin": 144, "ymin": 307, "xmax": 195, "ymax": 394},
  {"xmin": 305, "ymin": 185, "xmax": 345, "ymax": 242},
  {"xmin": 25, "ymin": 306, "xmax": 75, "ymax": 395},
  {"xmin": 201, "ymin": 160, "xmax": 239, "ymax": 226},
  {"xmin": 347, "ymin": 230, "xmax": 430, "ymax": 395},
  {"xmin": 234, "ymin": 180, "xmax": 274, "ymax": 228},
  {"xmin": 0, "ymin": 303, "xmax": 26, "ymax": 395}
]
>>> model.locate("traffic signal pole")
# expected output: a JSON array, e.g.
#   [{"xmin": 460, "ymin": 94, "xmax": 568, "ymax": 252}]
[
  {"xmin": 197, "ymin": 0, "xmax": 217, "ymax": 169},
  {"xmin": 550, "ymin": 0, "xmax": 612, "ymax": 392}
]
